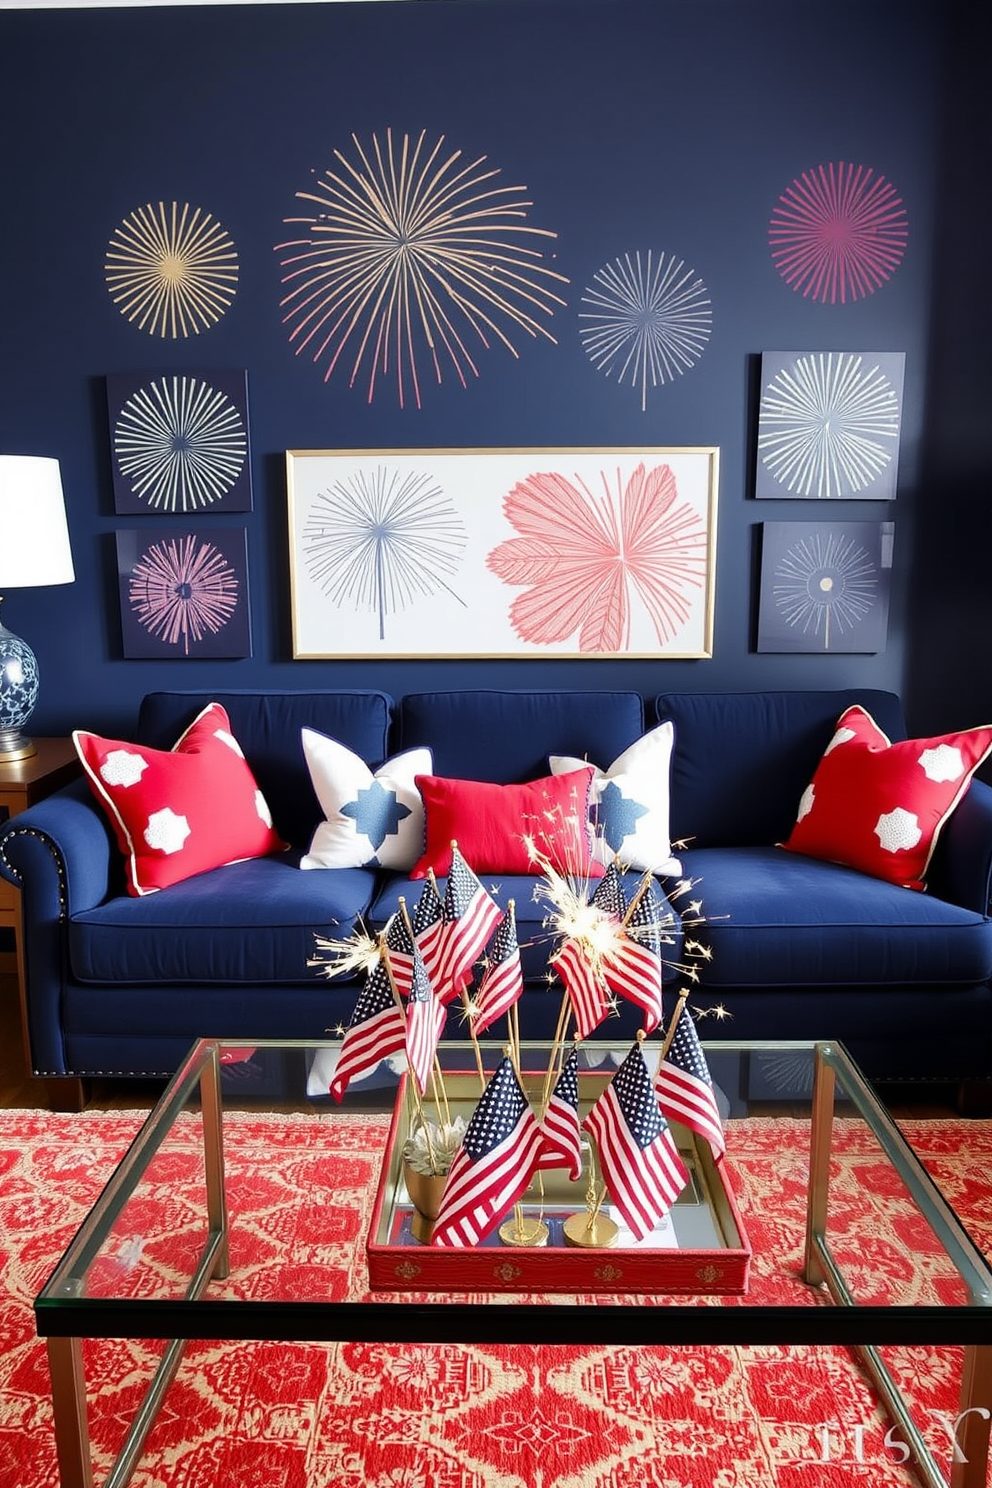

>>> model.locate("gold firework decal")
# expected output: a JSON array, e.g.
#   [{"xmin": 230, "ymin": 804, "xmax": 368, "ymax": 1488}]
[
  {"xmin": 275, "ymin": 128, "xmax": 570, "ymax": 408},
  {"xmin": 105, "ymin": 202, "xmax": 239, "ymax": 339}
]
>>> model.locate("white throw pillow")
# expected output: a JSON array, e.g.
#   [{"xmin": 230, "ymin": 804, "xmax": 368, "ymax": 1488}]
[
  {"xmin": 549, "ymin": 722, "xmax": 681, "ymax": 876},
  {"xmin": 300, "ymin": 728, "xmax": 432, "ymax": 871}
]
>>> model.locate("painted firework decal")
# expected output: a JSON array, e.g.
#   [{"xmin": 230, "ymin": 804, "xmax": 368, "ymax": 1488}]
[
  {"xmin": 579, "ymin": 250, "xmax": 712, "ymax": 409},
  {"xmin": 756, "ymin": 352, "xmax": 905, "ymax": 500},
  {"xmin": 105, "ymin": 203, "xmax": 239, "ymax": 338},
  {"xmin": 107, "ymin": 370, "xmax": 252, "ymax": 514},
  {"xmin": 116, "ymin": 527, "xmax": 251, "ymax": 658},
  {"xmin": 275, "ymin": 129, "xmax": 569, "ymax": 408},
  {"xmin": 769, "ymin": 162, "xmax": 908, "ymax": 304},
  {"xmin": 287, "ymin": 449, "xmax": 718, "ymax": 659},
  {"xmin": 757, "ymin": 521, "xmax": 893, "ymax": 653},
  {"xmin": 300, "ymin": 464, "xmax": 467, "ymax": 643}
]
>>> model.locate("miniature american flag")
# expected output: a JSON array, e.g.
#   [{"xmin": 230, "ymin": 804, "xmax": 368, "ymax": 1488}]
[
  {"xmin": 431, "ymin": 1055, "xmax": 543, "ymax": 1247},
  {"xmin": 655, "ymin": 1002, "xmax": 725, "ymax": 1159},
  {"xmin": 553, "ymin": 937, "xmax": 611, "ymax": 1040},
  {"xmin": 434, "ymin": 847, "xmax": 502, "ymax": 1003},
  {"xmin": 412, "ymin": 874, "xmax": 446, "ymax": 987},
  {"xmin": 536, "ymin": 1044, "xmax": 583, "ymax": 1180},
  {"xmin": 329, "ymin": 960, "xmax": 406, "ymax": 1103},
  {"xmin": 405, "ymin": 946, "xmax": 446, "ymax": 1095},
  {"xmin": 473, "ymin": 902, "xmax": 524, "ymax": 1035},
  {"xmin": 383, "ymin": 909, "xmax": 416, "ymax": 999},
  {"xmin": 583, "ymin": 1042, "xmax": 687, "ymax": 1240},
  {"xmin": 602, "ymin": 886, "xmax": 666, "ymax": 1035},
  {"xmin": 591, "ymin": 860, "xmax": 628, "ymax": 919}
]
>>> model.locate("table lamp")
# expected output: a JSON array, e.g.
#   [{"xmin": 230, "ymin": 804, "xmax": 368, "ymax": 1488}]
[{"xmin": 0, "ymin": 455, "xmax": 76, "ymax": 761}]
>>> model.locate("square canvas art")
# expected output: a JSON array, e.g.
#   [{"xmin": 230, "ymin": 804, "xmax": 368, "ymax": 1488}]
[
  {"xmin": 116, "ymin": 527, "xmax": 252, "ymax": 659},
  {"xmin": 756, "ymin": 520, "xmax": 893, "ymax": 653}
]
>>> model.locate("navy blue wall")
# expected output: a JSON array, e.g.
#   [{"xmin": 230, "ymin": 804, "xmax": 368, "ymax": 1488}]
[{"xmin": 2, "ymin": 0, "xmax": 978, "ymax": 739}]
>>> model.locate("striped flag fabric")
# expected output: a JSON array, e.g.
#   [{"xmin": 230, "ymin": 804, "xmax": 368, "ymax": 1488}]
[
  {"xmin": 655, "ymin": 1002, "xmax": 726, "ymax": 1159},
  {"xmin": 582, "ymin": 1041, "xmax": 688, "ymax": 1240},
  {"xmin": 552, "ymin": 936, "xmax": 611, "ymax": 1040},
  {"xmin": 431, "ymin": 1055, "xmax": 543, "ymax": 1247},
  {"xmin": 329, "ymin": 960, "xmax": 407, "ymax": 1103},
  {"xmin": 536, "ymin": 1045, "xmax": 583, "ymax": 1180},
  {"xmin": 405, "ymin": 946, "xmax": 447, "ymax": 1094},
  {"xmin": 434, "ymin": 847, "xmax": 502, "ymax": 1003},
  {"xmin": 411, "ymin": 874, "xmax": 446, "ymax": 986},
  {"xmin": 602, "ymin": 886, "xmax": 665, "ymax": 1035},
  {"xmin": 383, "ymin": 909, "xmax": 416, "ymax": 999},
  {"xmin": 473, "ymin": 902, "xmax": 524, "ymax": 1035}
]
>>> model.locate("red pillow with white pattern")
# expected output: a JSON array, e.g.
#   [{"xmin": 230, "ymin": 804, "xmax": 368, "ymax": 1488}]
[
  {"xmin": 74, "ymin": 703, "xmax": 286, "ymax": 896},
  {"xmin": 781, "ymin": 705, "xmax": 992, "ymax": 891}
]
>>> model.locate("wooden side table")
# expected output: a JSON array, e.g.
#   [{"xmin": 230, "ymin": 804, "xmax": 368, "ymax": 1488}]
[{"xmin": 0, "ymin": 737, "xmax": 80, "ymax": 1002}]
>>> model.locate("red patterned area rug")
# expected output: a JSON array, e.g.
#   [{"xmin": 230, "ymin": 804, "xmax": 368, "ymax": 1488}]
[{"xmin": 1, "ymin": 1109, "xmax": 990, "ymax": 1488}]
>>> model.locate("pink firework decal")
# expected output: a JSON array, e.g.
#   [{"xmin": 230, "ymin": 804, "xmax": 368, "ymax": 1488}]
[
  {"xmin": 486, "ymin": 463, "xmax": 707, "ymax": 653},
  {"xmin": 769, "ymin": 162, "xmax": 908, "ymax": 304},
  {"xmin": 128, "ymin": 534, "xmax": 240, "ymax": 655}
]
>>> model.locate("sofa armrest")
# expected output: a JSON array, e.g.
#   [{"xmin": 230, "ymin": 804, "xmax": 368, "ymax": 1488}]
[
  {"xmin": 927, "ymin": 778, "xmax": 992, "ymax": 914},
  {"xmin": 0, "ymin": 780, "xmax": 117, "ymax": 1077}
]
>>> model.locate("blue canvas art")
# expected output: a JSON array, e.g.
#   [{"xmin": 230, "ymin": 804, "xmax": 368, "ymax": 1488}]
[
  {"xmin": 115, "ymin": 526, "xmax": 251, "ymax": 659},
  {"xmin": 757, "ymin": 521, "xmax": 893, "ymax": 653}
]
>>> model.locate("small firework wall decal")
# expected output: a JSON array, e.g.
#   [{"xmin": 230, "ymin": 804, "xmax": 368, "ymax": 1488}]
[
  {"xmin": 105, "ymin": 202, "xmax": 239, "ymax": 338},
  {"xmin": 107, "ymin": 370, "xmax": 252, "ymax": 514},
  {"xmin": 757, "ymin": 520, "xmax": 893, "ymax": 654},
  {"xmin": 116, "ymin": 527, "xmax": 251, "ymax": 659},
  {"xmin": 769, "ymin": 162, "xmax": 908, "ymax": 304},
  {"xmin": 274, "ymin": 128, "xmax": 569, "ymax": 409},
  {"xmin": 756, "ymin": 351, "xmax": 905, "ymax": 500},
  {"xmin": 300, "ymin": 463, "xmax": 468, "ymax": 642},
  {"xmin": 287, "ymin": 448, "xmax": 718, "ymax": 659},
  {"xmin": 579, "ymin": 250, "xmax": 713, "ymax": 410}
]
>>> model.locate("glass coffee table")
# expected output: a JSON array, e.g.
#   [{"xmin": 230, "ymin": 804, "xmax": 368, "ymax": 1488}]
[{"xmin": 35, "ymin": 1038, "xmax": 992, "ymax": 1488}]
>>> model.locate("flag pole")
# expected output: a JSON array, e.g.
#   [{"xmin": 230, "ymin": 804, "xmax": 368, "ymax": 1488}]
[{"xmin": 379, "ymin": 933, "xmax": 439, "ymax": 1174}]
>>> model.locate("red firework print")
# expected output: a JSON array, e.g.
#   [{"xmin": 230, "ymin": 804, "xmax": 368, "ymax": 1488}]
[
  {"xmin": 769, "ymin": 161, "xmax": 909, "ymax": 304},
  {"xmin": 486, "ymin": 462, "xmax": 708, "ymax": 652}
]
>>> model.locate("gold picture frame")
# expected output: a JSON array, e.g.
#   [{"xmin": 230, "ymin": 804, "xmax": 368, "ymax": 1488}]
[{"xmin": 286, "ymin": 446, "xmax": 719, "ymax": 659}]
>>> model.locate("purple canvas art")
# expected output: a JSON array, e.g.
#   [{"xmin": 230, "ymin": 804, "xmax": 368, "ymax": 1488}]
[{"xmin": 116, "ymin": 527, "xmax": 251, "ymax": 659}]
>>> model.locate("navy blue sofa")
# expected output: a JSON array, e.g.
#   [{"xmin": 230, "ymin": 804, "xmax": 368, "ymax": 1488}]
[{"xmin": 2, "ymin": 687, "xmax": 991, "ymax": 1110}]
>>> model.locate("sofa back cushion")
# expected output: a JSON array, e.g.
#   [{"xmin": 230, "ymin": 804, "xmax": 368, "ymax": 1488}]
[
  {"xmin": 397, "ymin": 690, "xmax": 645, "ymax": 783},
  {"xmin": 654, "ymin": 689, "xmax": 907, "ymax": 847},
  {"xmin": 137, "ymin": 691, "xmax": 392, "ymax": 846}
]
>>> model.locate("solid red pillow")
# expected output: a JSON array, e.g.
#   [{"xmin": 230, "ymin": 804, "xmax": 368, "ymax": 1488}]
[
  {"xmin": 74, "ymin": 702, "xmax": 286, "ymax": 896},
  {"xmin": 410, "ymin": 767, "xmax": 603, "ymax": 879},
  {"xmin": 781, "ymin": 705, "xmax": 992, "ymax": 890}
]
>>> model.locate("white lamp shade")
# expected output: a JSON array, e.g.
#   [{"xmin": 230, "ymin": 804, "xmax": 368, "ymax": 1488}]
[{"xmin": 0, "ymin": 455, "xmax": 76, "ymax": 588}]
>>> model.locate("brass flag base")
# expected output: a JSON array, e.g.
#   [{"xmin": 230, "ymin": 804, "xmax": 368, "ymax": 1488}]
[
  {"xmin": 562, "ymin": 1212, "xmax": 620, "ymax": 1249},
  {"xmin": 499, "ymin": 1217, "xmax": 550, "ymax": 1247}
]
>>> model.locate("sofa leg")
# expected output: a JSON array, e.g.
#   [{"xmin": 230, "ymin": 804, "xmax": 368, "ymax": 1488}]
[
  {"xmin": 44, "ymin": 1077, "xmax": 89, "ymax": 1113},
  {"xmin": 956, "ymin": 1080, "xmax": 992, "ymax": 1118}
]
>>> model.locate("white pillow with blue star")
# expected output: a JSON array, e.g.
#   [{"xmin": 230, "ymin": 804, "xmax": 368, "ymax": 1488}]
[
  {"xmin": 549, "ymin": 722, "xmax": 681, "ymax": 876},
  {"xmin": 300, "ymin": 729, "xmax": 433, "ymax": 871}
]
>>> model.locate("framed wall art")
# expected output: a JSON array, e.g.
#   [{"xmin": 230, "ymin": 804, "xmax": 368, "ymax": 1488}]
[
  {"xmin": 107, "ymin": 368, "xmax": 252, "ymax": 514},
  {"xmin": 755, "ymin": 350, "xmax": 905, "ymax": 500},
  {"xmin": 286, "ymin": 446, "xmax": 719, "ymax": 659},
  {"xmin": 116, "ymin": 526, "xmax": 252, "ymax": 659},
  {"xmin": 756, "ymin": 520, "xmax": 893, "ymax": 653}
]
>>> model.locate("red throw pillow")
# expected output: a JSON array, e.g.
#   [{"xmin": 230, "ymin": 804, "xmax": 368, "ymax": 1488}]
[
  {"xmin": 410, "ymin": 767, "xmax": 603, "ymax": 879},
  {"xmin": 74, "ymin": 702, "xmax": 286, "ymax": 896},
  {"xmin": 781, "ymin": 705, "xmax": 992, "ymax": 890}
]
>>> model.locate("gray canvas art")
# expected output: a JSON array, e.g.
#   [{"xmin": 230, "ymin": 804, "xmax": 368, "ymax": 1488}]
[{"xmin": 756, "ymin": 521, "xmax": 893, "ymax": 653}]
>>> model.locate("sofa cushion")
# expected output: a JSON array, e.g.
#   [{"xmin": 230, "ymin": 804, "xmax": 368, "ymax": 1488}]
[
  {"xmin": 300, "ymin": 729, "xmax": 432, "ymax": 870},
  {"xmin": 655, "ymin": 690, "xmax": 908, "ymax": 848},
  {"xmin": 74, "ymin": 704, "xmax": 286, "ymax": 896},
  {"xmin": 781, "ymin": 705, "xmax": 992, "ymax": 891},
  {"xmin": 137, "ymin": 690, "xmax": 393, "ymax": 846},
  {"xmin": 68, "ymin": 855, "xmax": 376, "ymax": 985},
  {"xmin": 550, "ymin": 721, "xmax": 681, "ymax": 875},
  {"xmin": 397, "ymin": 690, "xmax": 645, "ymax": 782},
  {"xmin": 680, "ymin": 846, "xmax": 992, "ymax": 989},
  {"xmin": 411, "ymin": 767, "xmax": 600, "ymax": 878}
]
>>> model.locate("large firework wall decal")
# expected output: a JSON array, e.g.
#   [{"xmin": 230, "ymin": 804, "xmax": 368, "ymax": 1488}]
[
  {"xmin": 287, "ymin": 448, "xmax": 718, "ymax": 659},
  {"xmin": 769, "ymin": 163, "xmax": 908, "ymax": 304},
  {"xmin": 757, "ymin": 520, "xmax": 893, "ymax": 654},
  {"xmin": 107, "ymin": 370, "xmax": 252, "ymax": 514},
  {"xmin": 274, "ymin": 129, "xmax": 569, "ymax": 409},
  {"xmin": 116, "ymin": 527, "xmax": 251, "ymax": 659},
  {"xmin": 579, "ymin": 250, "xmax": 713, "ymax": 410},
  {"xmin": 756, "ymin": 351, "xmax": 905, "ymax": 500},
  {"xmin": 105, "ymin": 203, "xmax": 239, "ymax": 338}
]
